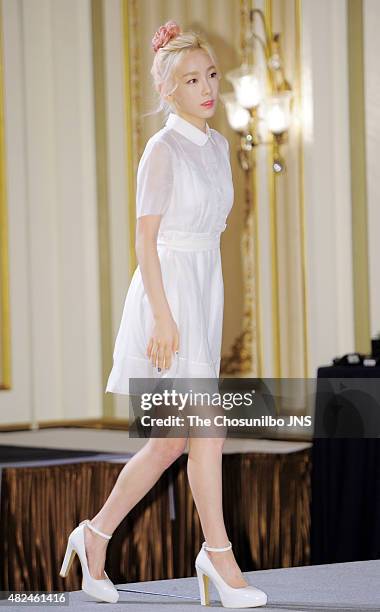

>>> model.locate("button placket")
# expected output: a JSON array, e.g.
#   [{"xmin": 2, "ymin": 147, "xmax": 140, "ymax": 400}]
[
  {"xmin": 197, "ymin": 131, "xmax": 232, "ymax": 230},
  {"xmin": 203, "ymin": 145, "xmax": 226, "ymax": 230}
]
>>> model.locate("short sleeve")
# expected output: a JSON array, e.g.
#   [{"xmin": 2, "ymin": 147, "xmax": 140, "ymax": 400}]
[{"xmin": 136, "ymin": 139, "xmax": 173, "ymax": 218}]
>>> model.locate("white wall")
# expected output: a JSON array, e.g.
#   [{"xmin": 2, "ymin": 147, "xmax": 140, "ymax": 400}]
[
  {"xmin": 0, "ymin": 0, "xmax": 102, "ymax": 424},
  {"xmin": 302, "ymin": 0, "xmax": 354, "ymax": 374}
]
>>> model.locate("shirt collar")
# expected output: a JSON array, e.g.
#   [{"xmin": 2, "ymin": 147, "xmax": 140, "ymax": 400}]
[{"xmin": 165, "ymin": 112, "xmax": 213, "ymax": 146}]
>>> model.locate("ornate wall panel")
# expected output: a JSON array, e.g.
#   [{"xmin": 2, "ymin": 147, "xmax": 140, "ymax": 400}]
[
  {"xmin": 123, "ymin": 0, "xmax": 246, "ymax": 373},
  {"xmin": 123, "ymin": 0, "xmax": 309, "ymax": 378}
]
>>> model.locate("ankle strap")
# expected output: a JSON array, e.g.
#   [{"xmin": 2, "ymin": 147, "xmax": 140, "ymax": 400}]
[
  {"xmin": 81, "ymin": 519, "xmax": 112, "ymax": 540},
  {"xmin": 202, "ymin": 541, "xmax": 232, "ymax": 552}
]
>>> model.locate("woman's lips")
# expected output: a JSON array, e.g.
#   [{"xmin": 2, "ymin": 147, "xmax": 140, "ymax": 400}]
[{"xmin": 201, "ymin": 100, "xmax": 214, "ymax": 108}]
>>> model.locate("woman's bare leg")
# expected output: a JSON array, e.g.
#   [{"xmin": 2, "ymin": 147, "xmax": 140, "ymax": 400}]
[
  {"xmin": 187, "ymin": 436, "xmax": 249, "ymax": 588},
  {"xmin": 84, "ymin": 436, "xmax": 186, "ymax": 579}
]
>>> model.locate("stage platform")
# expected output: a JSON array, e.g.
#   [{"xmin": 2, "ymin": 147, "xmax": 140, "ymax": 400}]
[
  {"xmin": 0, "ymin": 427, "xmax": 311, "ymax": 457},
  {"xmin": 0, "ymin": 427, "xmax": 312, "ymax": 593},
  {"xmin": 64, "ymin": 559, "xmax": 380, "ymax": 611}
]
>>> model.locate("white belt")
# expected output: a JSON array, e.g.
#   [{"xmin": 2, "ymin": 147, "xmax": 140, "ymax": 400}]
[{"xmin": 157, "ymin": 227, "xmax": 225, "ymax": 252}]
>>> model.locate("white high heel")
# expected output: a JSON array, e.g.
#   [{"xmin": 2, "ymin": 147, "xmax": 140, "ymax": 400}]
[
  {"xmin": 59, "ymin": 519, "xmax": 119, "ymax": 603},
  {"xmin": 195, "ymin": 541, "xmax": 267, "ymax": 608}
]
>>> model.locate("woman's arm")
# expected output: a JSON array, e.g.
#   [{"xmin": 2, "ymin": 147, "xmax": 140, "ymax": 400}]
[{"xmin": 136, "ymin": 214, "xmax": 179, "ymax": 371}]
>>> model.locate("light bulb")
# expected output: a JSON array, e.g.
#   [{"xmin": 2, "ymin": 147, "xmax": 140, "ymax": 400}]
[
  {"xmin": 220, "ymin": 92, "xmax": 250, "ymax": 131},
  {"xmin": 264, "ymin": 92, "xmax": 292, "ymax": 135},
  {"xmin": 226, "ymin": 64, "xmax": 263, "ymax": 109}
]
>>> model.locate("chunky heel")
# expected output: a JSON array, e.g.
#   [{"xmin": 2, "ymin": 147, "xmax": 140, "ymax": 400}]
[
  {"xmin": 195, "ymin": 540, "xmax": 267, "ymax": 608},
  {"xmin": 59, "ymin": 519, "xmax": 119, "ymax": 603},
  {"xmin": 59, "ymin": 540, "xmax": 76, "ymax": 577},
  {"xmin": 196, "ymin": 565, "xmax": 210, "ymax": 606}
]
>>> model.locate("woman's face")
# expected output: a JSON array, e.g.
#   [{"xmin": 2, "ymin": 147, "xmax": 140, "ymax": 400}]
[{"xmin": 166, "ymin": 49, "xmax": 220, "ymax": 126}]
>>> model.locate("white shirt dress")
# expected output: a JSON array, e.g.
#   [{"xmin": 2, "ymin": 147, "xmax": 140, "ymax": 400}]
[{"xmin": 105, "ymin": 112, "xmax": 234, "ymax": 395}]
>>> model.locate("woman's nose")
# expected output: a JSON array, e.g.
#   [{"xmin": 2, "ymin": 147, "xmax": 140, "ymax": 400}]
[{"xmin": 202, "ymin": 83, "xmax": 211, "ymax": 95}]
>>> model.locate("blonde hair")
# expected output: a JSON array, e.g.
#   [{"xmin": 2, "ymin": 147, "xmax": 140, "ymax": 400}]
[{"xmin": 143, "ymin": 26, "xmax": 220, "ymax": 122}]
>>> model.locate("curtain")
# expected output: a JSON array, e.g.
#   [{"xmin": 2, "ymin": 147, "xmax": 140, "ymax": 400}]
[{"xmin": 0, "ymin": 449, "xmax": 311, "ymax": 591}]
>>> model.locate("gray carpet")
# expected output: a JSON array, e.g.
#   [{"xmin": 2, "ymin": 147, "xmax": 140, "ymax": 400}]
[{"xmin": 61, "ymin": 559, "xmax": 380, "ymax": 611}]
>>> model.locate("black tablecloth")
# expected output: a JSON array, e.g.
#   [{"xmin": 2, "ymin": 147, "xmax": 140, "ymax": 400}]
[{"xmin": 310, "ymin": 365, "xmax": 380, "ymax": 564}]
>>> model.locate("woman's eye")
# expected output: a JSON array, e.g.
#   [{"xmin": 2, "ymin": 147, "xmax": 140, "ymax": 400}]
[{"xmin": 186, "ymin": 72, "xmax": 218, "ymax": 85}]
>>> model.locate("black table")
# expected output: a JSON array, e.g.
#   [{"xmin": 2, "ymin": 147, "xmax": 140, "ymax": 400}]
[{"xmin": 310, "ymin": 365, "xmax": 380, "ymax": 564}]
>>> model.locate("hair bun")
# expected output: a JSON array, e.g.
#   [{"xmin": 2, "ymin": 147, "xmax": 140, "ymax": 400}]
[{"xmin": 151, "ymin": 20, "xmax": 182, "ymax": 53}]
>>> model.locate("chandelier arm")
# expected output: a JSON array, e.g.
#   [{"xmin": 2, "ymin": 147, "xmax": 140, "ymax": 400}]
[
  {"xmin": 246, "ymin": 31, "xmax": 270, "ymax": 62},
  {"xmin": 247, "ymin": 10, "xmax": 276, "ymax": 91},
  {"xmin": 279, "ymin": 68, "xmax": 292, "ymax": 92},
  {"xmin": 250, "ymin": 8, "xmax": 272, "ymax": 51}
]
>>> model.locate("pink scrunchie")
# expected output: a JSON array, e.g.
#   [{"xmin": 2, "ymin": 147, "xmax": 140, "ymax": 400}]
[{"xmin": 151, "ymin": 20, "xmax": 182, "ymax": 53}]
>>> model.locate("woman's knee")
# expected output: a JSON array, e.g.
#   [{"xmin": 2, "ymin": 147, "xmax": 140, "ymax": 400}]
[
  {"xmin": 188, "ymin": 436, "xmax": 226, "ymax": 456},
  {"xmin": 146, "ymin": 438, "xmax": 187, "ymax": 465}
]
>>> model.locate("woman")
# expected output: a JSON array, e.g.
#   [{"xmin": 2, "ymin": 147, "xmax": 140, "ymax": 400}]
[{"xmin": 59, "ymin": 21, "xmax": 267, "ymax": 608}]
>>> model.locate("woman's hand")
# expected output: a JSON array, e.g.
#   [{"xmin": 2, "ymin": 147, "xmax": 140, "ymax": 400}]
[{"xmin": 147, "ymin": 313, "xmax": 179, "ymax": 370}]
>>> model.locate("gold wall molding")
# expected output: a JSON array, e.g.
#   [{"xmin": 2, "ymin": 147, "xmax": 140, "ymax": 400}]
[
  {"xmin": 122, "ymin": 0, "xmax": 141, "ymax": 278},
  {"xmin": 266, "ymin": 0, "xmax": 281, "ymax": 378},
  {"xmin": 272, "ymin": 0, "xmax": 309, "ymax": 377},
  {"xmin": 0, "ymin": 0, "xmax": 11, "ymax": 391},
  {"xmin": 347, "ymin": 0, "xmax": 371, "ymax": 354},
  {"xmin": 294, "ymin": 0, "xmax": 309, "ymax": 378},
  {"xmin": 91, "ymin": 0, "xmax": 113, "ymax": 417}
]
